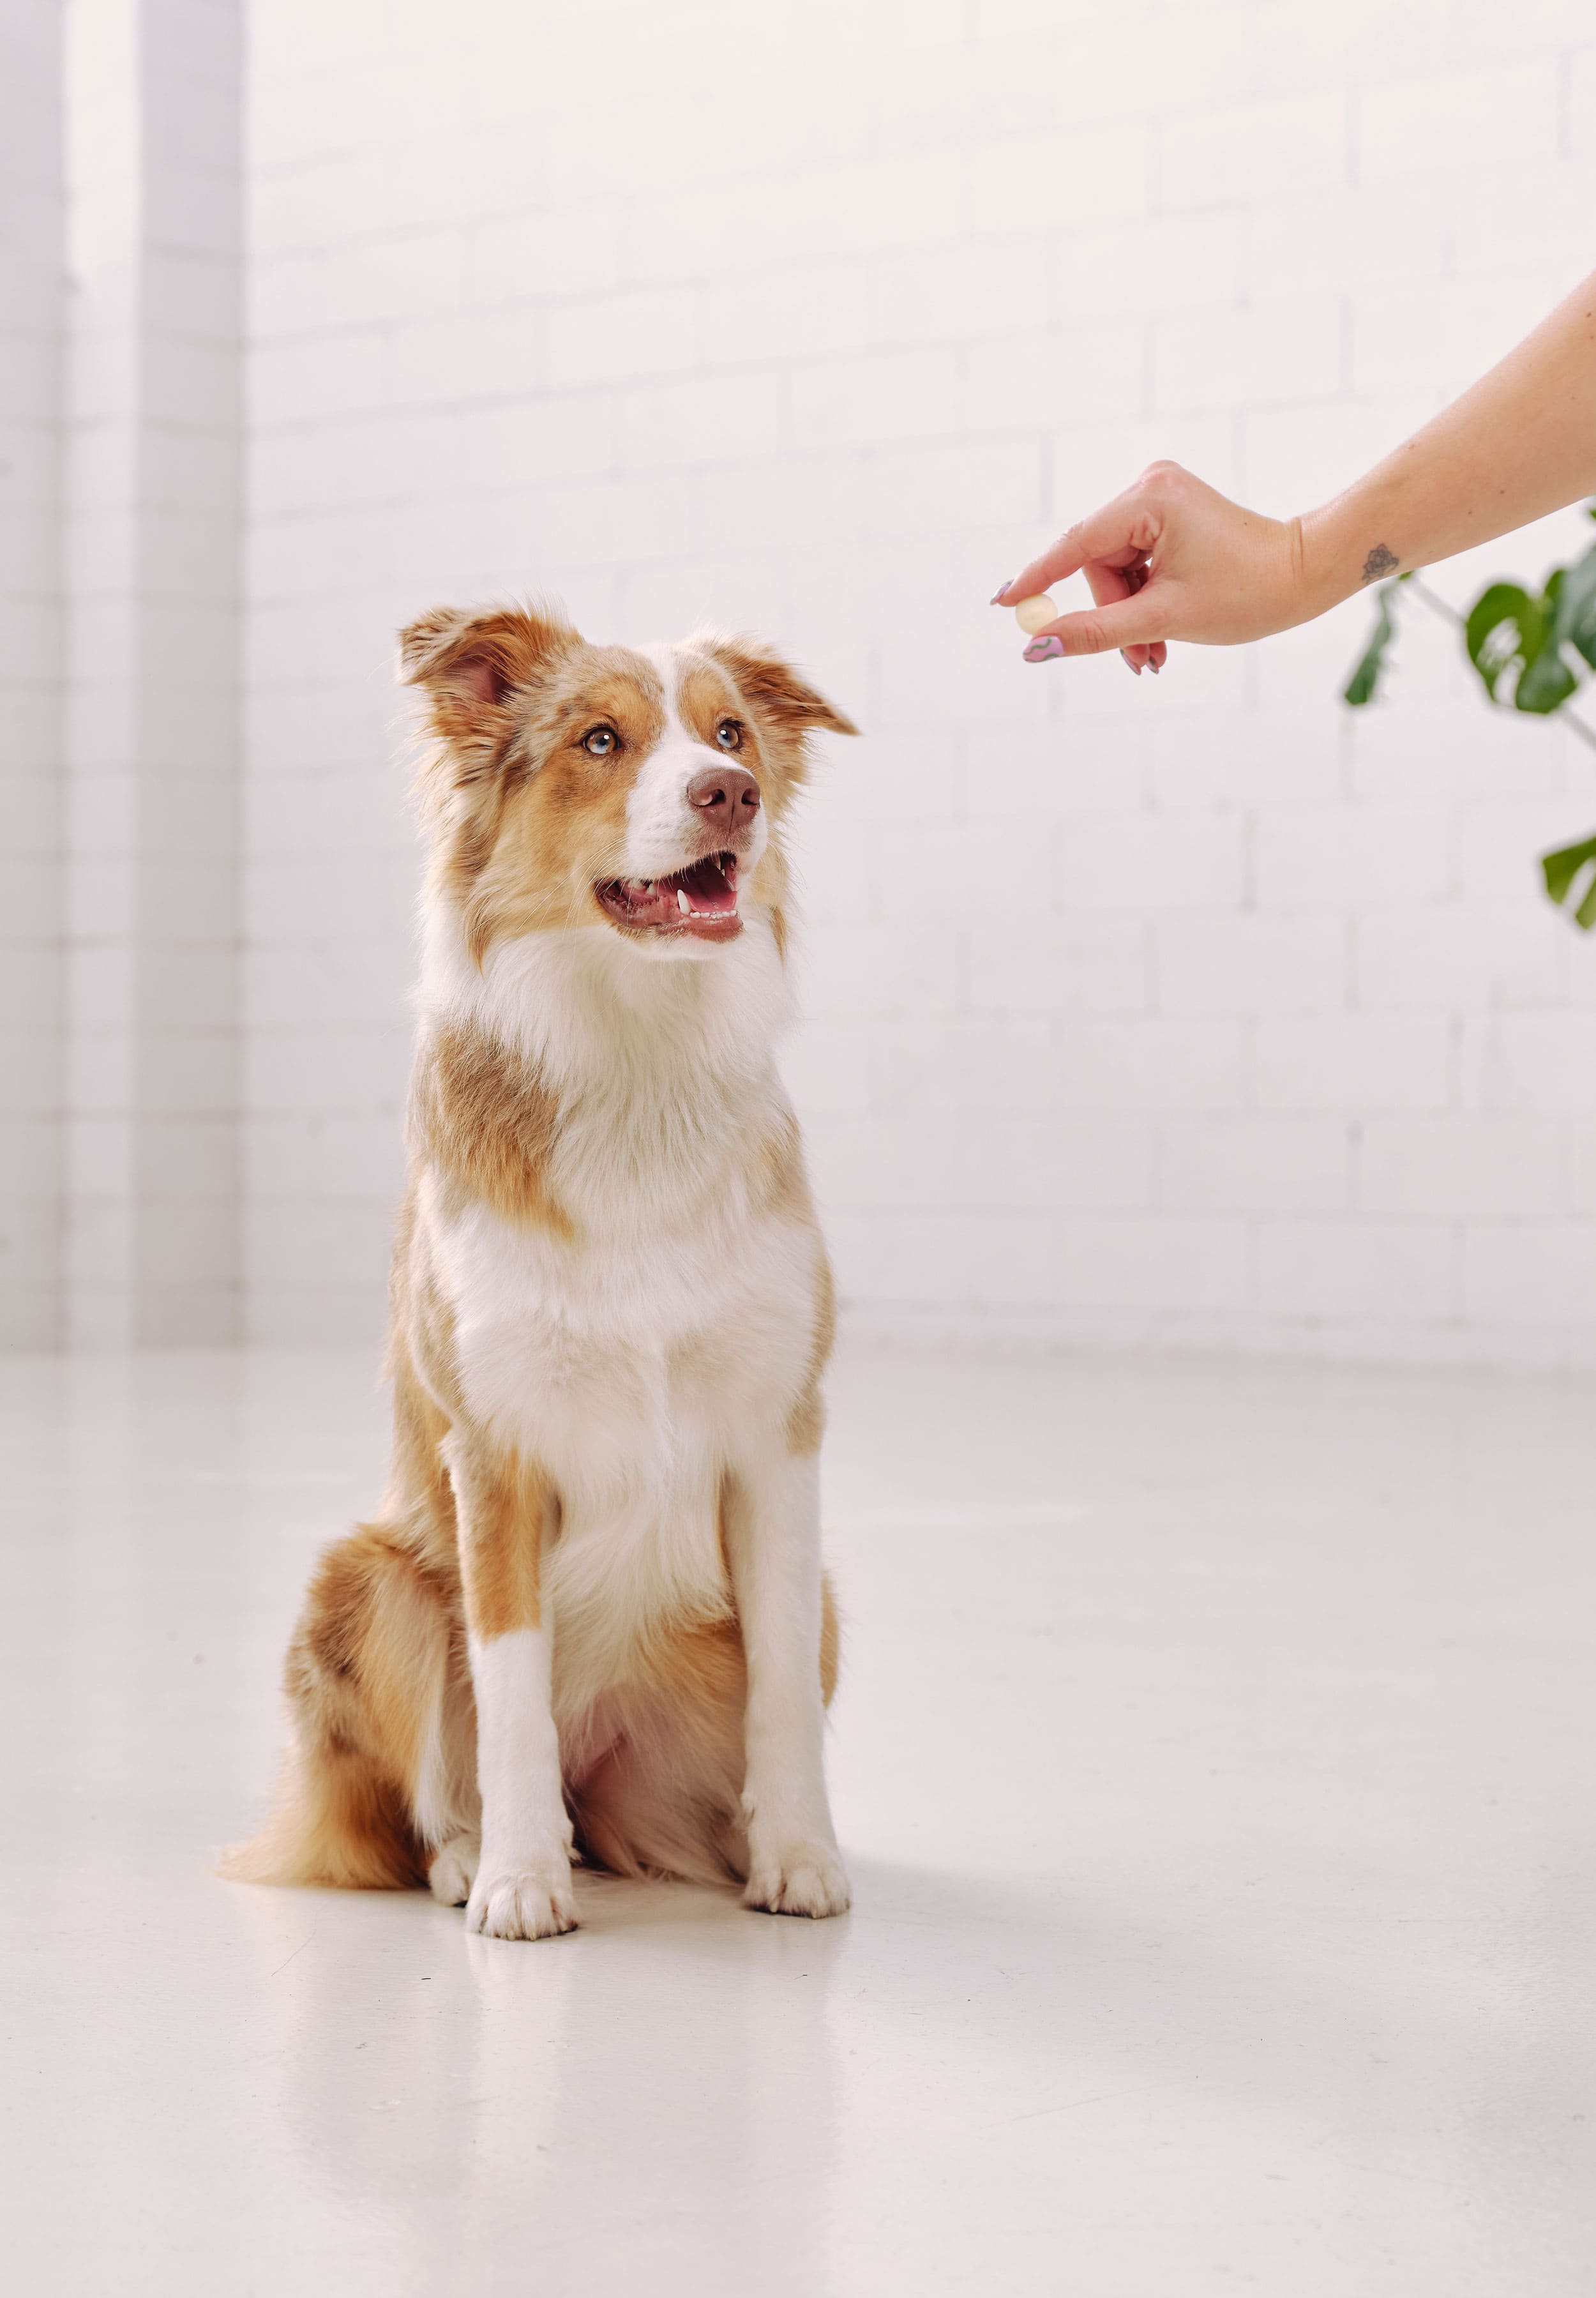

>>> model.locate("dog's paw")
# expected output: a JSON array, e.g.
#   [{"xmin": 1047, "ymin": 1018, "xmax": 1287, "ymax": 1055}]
[
  {"xmin": 427, "ymin": 1832, "xmax": 479, "ymax": 1907},
  {"xmin": 744, "ymin": 1838, "xmax": 851, "ymax": 1920},
  {"xmin": 465, "ymin": 1857, "xmax": 578, "ymax": 1941}
]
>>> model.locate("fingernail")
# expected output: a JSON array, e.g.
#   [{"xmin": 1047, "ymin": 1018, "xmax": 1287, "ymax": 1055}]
[
  {"xmin": 1023, "ymin": 637, "xmax": 1065, "ymax": 662},
  {"xmin": 1125, "ymin": 657, "xmax": 1141, "ymax": 676},
  {"xmin": 990, "ymin": 580, "xmax": 1013, "ymax": 605},
  {"xmin": 1148, "ymin": 659, "xmax": 1161, "ymax": 676}
]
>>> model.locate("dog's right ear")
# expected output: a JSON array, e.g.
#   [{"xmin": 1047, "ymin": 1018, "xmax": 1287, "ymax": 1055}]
[{"xmin": 398, "ymin": 603, "xmax": 575, "ymax": 780}]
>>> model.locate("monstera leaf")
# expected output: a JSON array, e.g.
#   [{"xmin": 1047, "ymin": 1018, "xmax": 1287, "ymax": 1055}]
[
  {"xmin": 1541, "ymin": 834, "xmax": 1596, "ymax": 930},
  {"xmin": 1464, "ymin": 581, "xmax": 1577, "ymax": 714},
  {"xmin": 1339, "ymin": 504, "xmax": 1596, "ymax": 927},
  {"xmin": 1546, "ymin": 540, "xmax": 1596, "ymax": 672}
]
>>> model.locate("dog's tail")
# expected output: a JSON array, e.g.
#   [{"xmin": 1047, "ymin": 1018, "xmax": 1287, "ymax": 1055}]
[
  {"xmin": 218, "ymin": 1523, "xmax": 459, "ymax": 1892},
  {"xmin": 218, "ymin": 1743, "xmax": 423, "ymax": 1891}
]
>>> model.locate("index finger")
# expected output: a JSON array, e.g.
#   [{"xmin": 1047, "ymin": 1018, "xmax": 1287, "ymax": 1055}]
[{"xmin": 994, "ymin": 485, "xmax": 1163, "ymax": 605}]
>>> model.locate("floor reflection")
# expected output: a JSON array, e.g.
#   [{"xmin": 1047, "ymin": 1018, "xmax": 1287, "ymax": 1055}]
[{"xmin": 248, "ymin": 1870, "xmax": 847, "ymax": 2287}]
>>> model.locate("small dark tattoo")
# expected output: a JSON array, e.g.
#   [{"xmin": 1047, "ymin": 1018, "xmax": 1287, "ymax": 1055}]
[{"xmin": 1362, "ymin": 544, "xmax": 1399, "ymax": 583}]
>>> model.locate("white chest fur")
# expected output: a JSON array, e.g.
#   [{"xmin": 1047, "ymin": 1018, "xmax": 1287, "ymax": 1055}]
[{"xmin": 419, "ymin": 918, "xmax": 820, "ymax": 1704}]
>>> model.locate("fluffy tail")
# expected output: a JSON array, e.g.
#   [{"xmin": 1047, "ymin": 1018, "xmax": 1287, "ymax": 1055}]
[
  {"xmin": 219, "ymin": 1745, "xmax": 424, "ymax": 1891},
  {"xmin": 220, "ymin": 1523, "xmax": 462, "ymax": 1891}
]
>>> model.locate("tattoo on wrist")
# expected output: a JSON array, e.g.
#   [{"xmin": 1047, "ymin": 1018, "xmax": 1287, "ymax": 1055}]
[{"xmin": 1361, "ymin": 544, "xmax": 1399, "ymax": 583}]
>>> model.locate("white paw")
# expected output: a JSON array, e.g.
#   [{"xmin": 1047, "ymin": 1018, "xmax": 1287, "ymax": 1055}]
[
  {"xmin": 744, "ymin": 1838, "xmax": 851, "ymax": 1920},
  {"xmin": 427, "ymin": 1832, "xmax": 479, "ymax": 1907},
  {"xmin": 465, "ymin": 1856, "xmax": 578, "ymax": 1941}
]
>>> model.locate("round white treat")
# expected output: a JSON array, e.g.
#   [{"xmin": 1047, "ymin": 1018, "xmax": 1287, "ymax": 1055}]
[{"xmin": 1013, "ymin": 593, "xmax": 1058, "ymax": 635}]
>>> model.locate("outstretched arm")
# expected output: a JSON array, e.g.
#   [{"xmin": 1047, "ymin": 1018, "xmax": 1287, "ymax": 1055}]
[{"xmin": 997, "ymin": 268, "xmax": 1596, "ymax": 673}]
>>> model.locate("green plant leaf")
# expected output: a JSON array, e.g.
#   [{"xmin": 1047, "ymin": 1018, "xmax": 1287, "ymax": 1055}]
[
  {"xmin": 1549, "ymin": 540, "xmax": 1596, "ymax": 670},
  {"xmin": 1336, "ymin": 503, "xmax": 1596, "ymax": 932},
  {"xmin": 1341, "ymin": 575, "xmax": 1406, "ymax": 706},
  {"xmin": 1541, "ymin": 833, "xmax": 1596, "ymax": 926},
  {"xmin": 1461, "ymin": 577, "xmax": 1579, "ymax": 713},
  {"xmin": 1464, "ymin": 582, "xmax": 1540, "ymax": 702},
  {"xmin": 1515, "ymin": 638, "xmax": 1579, "ymax": 714},
  {"xmin": 1516, "ymin": 563, "xmax": 1581, "ymax": 712}
]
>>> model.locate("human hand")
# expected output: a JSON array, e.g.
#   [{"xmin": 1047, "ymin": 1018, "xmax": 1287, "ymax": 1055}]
[{"xmin": 993, "ymin": 462, "xmax": 1313, "ymax": 676}]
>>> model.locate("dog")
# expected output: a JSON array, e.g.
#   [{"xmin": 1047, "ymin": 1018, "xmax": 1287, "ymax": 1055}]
[{"xmin": 225, "ymin": 605, "xmax": 859, "ymax": 1939}]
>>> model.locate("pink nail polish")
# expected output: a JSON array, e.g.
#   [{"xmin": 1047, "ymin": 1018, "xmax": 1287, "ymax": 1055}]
[
  {"xmin": 990, "ymin": 580, "xmax": 1013, "ymax": 605},
  {"xmin": 1023, "ymin": 636, "xmax": 1065, "ymax": 662}
]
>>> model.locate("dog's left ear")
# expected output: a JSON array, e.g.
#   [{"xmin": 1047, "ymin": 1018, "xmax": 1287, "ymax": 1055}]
[
  {"xmin": 398, "ymin": 603, "xmax": 575, "ymax": 777},
  {"xmin": 693, "ymin": 631, "xmax": 860, "ymax": 743}
]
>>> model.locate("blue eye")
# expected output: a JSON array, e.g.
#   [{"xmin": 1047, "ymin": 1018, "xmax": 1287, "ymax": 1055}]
[
  {"xmin": 716, "ymin": 720, "xmax": 741, "ymax": 751},
  {"xmin": 583, "ymin": 726, "xmax": 618, "ymax": 757}
]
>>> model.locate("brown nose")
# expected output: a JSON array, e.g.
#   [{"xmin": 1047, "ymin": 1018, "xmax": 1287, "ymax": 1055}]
[{"xmin": 686, "ymin": 763, "xmax": 760, "ymax": 831}]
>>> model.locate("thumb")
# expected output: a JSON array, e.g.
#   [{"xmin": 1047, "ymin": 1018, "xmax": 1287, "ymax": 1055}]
[{"xmin": 1023, "ymin": 590, "xmax": 1171, "ymax": 659}]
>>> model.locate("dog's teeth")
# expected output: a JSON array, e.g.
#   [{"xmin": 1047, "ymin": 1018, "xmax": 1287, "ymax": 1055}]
[{"xmin": 677, "ymin": 888, "xmax": 689, "ymax": 914}]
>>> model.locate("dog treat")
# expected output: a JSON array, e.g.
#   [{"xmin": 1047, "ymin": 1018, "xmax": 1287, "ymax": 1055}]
[{"xmin": 1013, "ymin": 593, "xmax": 1058, "ymax": 636}]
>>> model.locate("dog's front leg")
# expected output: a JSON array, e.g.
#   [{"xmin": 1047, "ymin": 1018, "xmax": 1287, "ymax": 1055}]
[
  {"xmin": 446, "ymin": 1437, "xmax": 575, "ymax": 1940},
  {"xmin": 724, "ymin": 1452, "xmax": 850, "ymax": 1919}
]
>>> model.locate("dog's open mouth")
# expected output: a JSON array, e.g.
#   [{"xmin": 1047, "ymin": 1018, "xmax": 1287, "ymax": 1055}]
[{"xmin": 595, "ymin": 852, "xmax": 741, "ymax": 941}]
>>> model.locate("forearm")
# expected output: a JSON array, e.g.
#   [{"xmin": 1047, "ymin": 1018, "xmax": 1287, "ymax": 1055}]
[{"xmin": 1300, "ymin": 269, "xmax": 1596, "ymax": 614}]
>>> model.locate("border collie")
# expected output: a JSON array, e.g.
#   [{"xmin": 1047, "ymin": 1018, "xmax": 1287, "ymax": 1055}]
[{"xmin": 226, "ymin": 605, "xmax": 858, "ymax": 1939}]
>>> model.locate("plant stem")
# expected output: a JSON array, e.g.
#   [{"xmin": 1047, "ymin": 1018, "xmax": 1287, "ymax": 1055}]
[{"xmin": 1406, "ymin": 573, "xmax": 1461, "ymax": 626}]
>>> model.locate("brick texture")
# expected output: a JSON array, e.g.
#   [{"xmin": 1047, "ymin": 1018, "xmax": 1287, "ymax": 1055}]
[
  {"xmin": 63, "ymin": 0, "xmax": 243, "ymax": 1344},
  {"xmin": 0, "ymin": 1, "xmax": 66, "ymax": 1344},
  {"xmin": 227, "ymin": 0, "xmax": 1596, "ymax": 1363}
]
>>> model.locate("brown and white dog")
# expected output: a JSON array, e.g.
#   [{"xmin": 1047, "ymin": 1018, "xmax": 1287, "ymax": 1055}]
[{"xmin": 227, "ymin": 605, "xmax": 858, "ymax": 1939}]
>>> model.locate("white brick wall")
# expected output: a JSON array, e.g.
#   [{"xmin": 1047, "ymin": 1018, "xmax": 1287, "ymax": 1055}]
[
  {"xmin": 62, "ymin": 0, "xmax": 243, "ymax": 1343},
  {"xmin": 0, "ymin": 0, "xmax": 65, "ymax": 1345},
  {"xmin": 224, "ymin": 0, "xmax": 1596, "ymax": 1362}
]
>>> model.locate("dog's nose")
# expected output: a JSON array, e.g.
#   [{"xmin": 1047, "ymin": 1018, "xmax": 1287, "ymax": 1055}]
[{"xmin": 686, "ymin": 763, "xmax": 760, "ymax": 830}]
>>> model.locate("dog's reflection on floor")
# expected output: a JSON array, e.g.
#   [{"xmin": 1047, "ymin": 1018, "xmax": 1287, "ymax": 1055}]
[{"xmin": 244, "ymin": 1871, "xmax": 847, "ymax": 2281}]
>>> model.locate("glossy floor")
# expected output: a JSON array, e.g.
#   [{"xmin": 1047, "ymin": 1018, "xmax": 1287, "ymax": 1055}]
[{"xmin": 4, "ymin": 1343, "xmax": 1594, "ymax": 2295}]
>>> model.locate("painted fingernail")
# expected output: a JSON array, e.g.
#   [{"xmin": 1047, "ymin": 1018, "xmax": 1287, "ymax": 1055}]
[
  {"xmin": 1148, "ymin": 658, "xmax": 1161, "ymax": 676},
  {"xmin": 1023, "ymin": 637, "xmax": 1065, "ymax": 662},
  {"xmin": 990, "ymin": 580, "xmax": 1013, "ymax": 604},
  {"xmin": 1125, "ymin": 657, "xmax": 1142, "ymax": 676}
]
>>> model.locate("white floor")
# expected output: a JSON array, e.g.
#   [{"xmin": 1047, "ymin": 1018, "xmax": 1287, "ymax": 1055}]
[{"xmin": 4, "ymin": 1341, "xmax": 1595, "ymax": 2295}]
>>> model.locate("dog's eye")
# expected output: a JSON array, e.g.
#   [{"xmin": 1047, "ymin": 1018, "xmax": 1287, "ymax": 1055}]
[
  {"xmin": 715, "ymin": 720, "xmax": 741, "ymax": 751},
  {"xmin": 582, "ymin": 726, "xmax": 618, "ymax": 757}
]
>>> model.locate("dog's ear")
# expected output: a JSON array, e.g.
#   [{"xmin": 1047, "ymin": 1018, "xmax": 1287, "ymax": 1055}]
[
  {"xmin": 398, "ymin": 603, "xmax": 575, "ymax": 778},
  {"xmin": 692, "ymin": 631, "xmax": 860, "ymax": 743}
]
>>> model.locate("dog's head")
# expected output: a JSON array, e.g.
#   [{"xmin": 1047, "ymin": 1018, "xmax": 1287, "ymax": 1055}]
[{"xmin": 400, "ymin": 605, "xmax": 857, "ymax": 965}]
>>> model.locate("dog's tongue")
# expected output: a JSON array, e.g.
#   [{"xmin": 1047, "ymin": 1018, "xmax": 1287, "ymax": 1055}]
[
  {"xmin": 598, "ymin": 852, "xmax": 741, "ymax": 934},
  {"xmin": 675, "ymin": 854, "xmax": 737, "ymax": 916}
]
